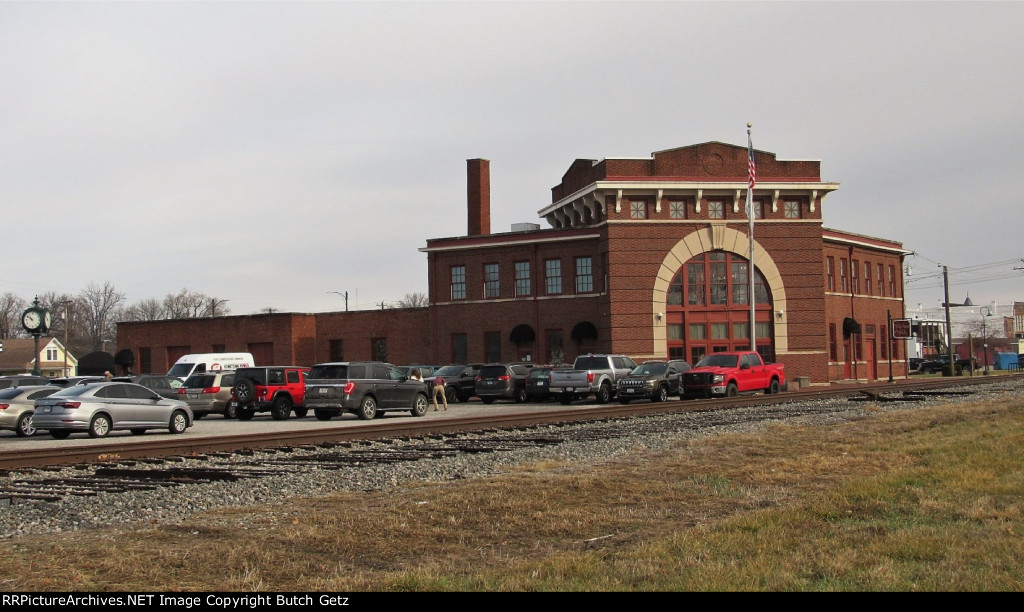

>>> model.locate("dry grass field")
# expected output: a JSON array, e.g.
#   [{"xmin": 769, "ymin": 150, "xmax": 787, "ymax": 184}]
[{"xmin": 0, "ymin": 393, "xmax": 1020, "ymax": 592}]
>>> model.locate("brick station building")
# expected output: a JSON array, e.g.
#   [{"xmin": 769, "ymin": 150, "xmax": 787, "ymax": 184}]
[{"xmin": 117, "ymin": 141, "xmax": 910, "ymax": 385}]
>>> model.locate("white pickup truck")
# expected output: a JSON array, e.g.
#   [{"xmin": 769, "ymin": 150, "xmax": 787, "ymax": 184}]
[{"xmin": 548, "ymin": 354, "xmax": 638, "ymax": 405}]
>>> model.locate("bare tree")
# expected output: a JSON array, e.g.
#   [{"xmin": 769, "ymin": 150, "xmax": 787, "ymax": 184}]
[
  {"xmin": 163, "ymin": 288, "xmax": 208, "ymax": 319},
  {"xmin": 122, "ymin": 298, "xmax": 166, "ymax": 322},
  {"xmin": 78, "ymin": 282, "xmax": 126, "ymax": 352},
  {"xmin": 396, "ymin": 292, "xmax": 429, "ymax": 308},
  {"xmin": 0, "ymin": 292, "xmax": 27, "ymax": 339}
]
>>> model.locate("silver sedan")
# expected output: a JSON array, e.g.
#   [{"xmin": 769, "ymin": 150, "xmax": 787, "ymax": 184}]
[
  {"xmin": 0, "ymin": 385, "xmax": 60, "ymax": 437},
  {"xmin": 33, "ymin": 382, "xmax": 193, "ymax": 439}
]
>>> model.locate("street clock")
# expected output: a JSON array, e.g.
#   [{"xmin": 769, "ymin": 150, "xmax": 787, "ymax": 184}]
[{"xmin": 21, "ymin": 304, "xmax": 52, "ymax": 335}]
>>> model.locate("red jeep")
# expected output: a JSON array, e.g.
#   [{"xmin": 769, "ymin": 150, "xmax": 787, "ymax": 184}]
[{"xmin": 229, "ymin": 366, "xmax": 310, "ymax": 420}]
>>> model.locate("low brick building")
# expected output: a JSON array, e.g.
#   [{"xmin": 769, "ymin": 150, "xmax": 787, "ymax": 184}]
[{"xmin": 117, "ymin": 141, "xmax": 909, "ymax": 385}]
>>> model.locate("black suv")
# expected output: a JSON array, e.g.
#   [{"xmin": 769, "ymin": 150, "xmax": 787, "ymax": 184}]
[
  {"xmin": 426, "ymin": 363, "xmax": 485, "ymax": 403},
  {"xmin": 230, "ymin": 366, "xmax": 310, "ymax": 420},
  {"xmin": 304, "ymin": 361, "xmax": 430, "ymax": 420},
  {"xmin": 475, "ymin": 363, "xmax": 532, "ymax": 404},
  {"xmin": 617, "ymin": 359, "xmax": 691, "ymax": 403}
]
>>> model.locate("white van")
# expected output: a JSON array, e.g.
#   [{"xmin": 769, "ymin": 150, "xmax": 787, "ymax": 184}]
[{"xmin": 167, "ymin": 353, "xmax": 255, "ymax": 381}]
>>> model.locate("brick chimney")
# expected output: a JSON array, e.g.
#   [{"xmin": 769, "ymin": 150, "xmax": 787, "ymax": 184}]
[{"xmin": 467, "ymin": 158, "xmax": 490, "ymax": 236}]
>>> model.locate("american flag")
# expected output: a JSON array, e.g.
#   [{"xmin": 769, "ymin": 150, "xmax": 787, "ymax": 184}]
[{"xmin": 747, "ymin": 133, "xmax": 756, "ymax": 190}]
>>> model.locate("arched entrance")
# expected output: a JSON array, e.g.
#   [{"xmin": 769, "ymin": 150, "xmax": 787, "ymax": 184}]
[
  {"xmin": 665, "ymin": 250, "xmax": 774, "ymax": 364},
  {"xmin": 651, "ymin": 225, "xmax": 789, "ymax": 363}
]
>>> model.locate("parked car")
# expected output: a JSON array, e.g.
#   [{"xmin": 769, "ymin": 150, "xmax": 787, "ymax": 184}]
[
  {"xmin": 0, "ymin": 385, "xmax": 60, "ymax": 436},
  {"xmin": 426, "ymin": 364, "xmax": 485, "ymax": 403},
  {"xmin": 908, "ymin": 357, "xmax": 926, "ymax": 373},
  {"xmin": 681, "ymin": 351, "xmax": 786, "ymax": 398},
  {"xmin": 48, "ymin": 376, "xmax": 107, "ymax": 387},
  {"xmin": 0, "ymin": 375, "xmax": 51, "ymax": 389},
  {"xmin": 111, "ymin": 374, "xmax": 184, "ymax": 399},
  {"xmin": 304, "ymin": 361, "xmax": 430, "ymax": 420},
  {"xmin": 178, "ymin": 371, "xmax": 236, "ymax": 419},
  {"xmin": 32, "ymin": 381, "xmax": 193, "ymax": 439},
  {"xmin": 475, "ymin": 363, "xmax": 533, "ymax": 404},
  {"xmin": 230, "ymin": 366, "xmax": 310, "ymax": 421},
  {"xmin": 397, "ymin": 365, "xmax": 441, "ymax": 378},
  {"xmin": 617, "ymin": 359, "xmax": 691, "ymax": 403},
  {"xmin": 525, "ymin": 366, "xmax": 556, "ymax": 402}
]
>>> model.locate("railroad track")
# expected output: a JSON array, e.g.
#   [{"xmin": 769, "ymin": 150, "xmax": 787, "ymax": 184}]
[{"xmin": 0, "ymin": 374, "xmax": 1012, "ymax": 508}]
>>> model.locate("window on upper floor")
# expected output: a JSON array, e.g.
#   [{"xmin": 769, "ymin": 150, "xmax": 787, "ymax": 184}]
[
  {"xmin": 630, "ymin": 200, "xmax": 646, "ymax": 219},
  {"xmin": 545, "ymin": 259, "xmax": 562, "ymax": 295},
  {"xmin": 515, "ymin": 261, "xmax": 531, "ymax": 297},
  {"xmin": 864, "ymin": 262, "xmax": 872, "ymax": 296},
  {"xmin": 669, "ymin": 200, "xmax": 686, "ymax": 219},
  {"xmin": 749, "ymin": 200, "xmax": 763, "ymax": 219},
  {"xmin": 483, "ymin": 263, "xmax": 500, "ymax": 298},
  {"xmin": 839, "ymin": 258, "xmax": 848, "ymax": 293},
  {"xmin": 852, "ymin": 259, "xmax": 860, "ymax": 294},
  {"xmin": 784, "ymin": 200, "xmax": 801, "ymax": 219},
  {"xmin": 575, "ymin": 257, "xmax": 593, "ymax": 293},
  {"xmin": 826, "ymin": 256, "xmax": 835, "ymax": 292},
  {"xmin": 451, "ymin": 265, "xmax": 466, "ymax": 300},
  {"xmin": 708, "ymin": 200, "xmax": 725, "ymax": 219}
]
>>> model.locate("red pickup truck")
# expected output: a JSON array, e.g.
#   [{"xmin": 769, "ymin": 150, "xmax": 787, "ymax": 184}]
[{"xmin": 680, "ymin": 351, "xmax": 786, "ymax": 399}]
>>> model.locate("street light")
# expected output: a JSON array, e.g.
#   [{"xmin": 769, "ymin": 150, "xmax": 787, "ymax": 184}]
[
  {"xmin": 328, "ymin": 291, "xmax": 349, "ymax": 311},
  {"xmin": 980, "ymin": 306, "xmax": 991, "ymax": 375}
]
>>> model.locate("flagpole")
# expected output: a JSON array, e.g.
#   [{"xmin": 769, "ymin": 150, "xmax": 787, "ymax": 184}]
[{"xmin": 747, "ymin": 123, "xmax": 756, "ymax": 352}]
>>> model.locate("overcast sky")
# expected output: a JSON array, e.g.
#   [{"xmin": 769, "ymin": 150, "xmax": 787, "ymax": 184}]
[{"xmin": 2, "ymin": 1, "xmax": 1022, "ymax": 316}]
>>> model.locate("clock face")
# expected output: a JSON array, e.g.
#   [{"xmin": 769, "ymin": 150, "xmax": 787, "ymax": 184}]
[
  {"xmin": 22, "ymin": 309, "xmax": 41, "ymax": 331},
  {"xmin": 43, "ymin": 311, "xmax": 52, "ymax": 330}
]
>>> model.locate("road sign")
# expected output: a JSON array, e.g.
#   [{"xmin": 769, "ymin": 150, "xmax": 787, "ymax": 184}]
[{"xmin": 891, "ymin": 318, "xmax": 912, "ymax": 339}]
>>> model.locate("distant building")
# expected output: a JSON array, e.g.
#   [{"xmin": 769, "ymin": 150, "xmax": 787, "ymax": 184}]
[{"xmin": 0, "ymin": 337, "xmax": 78, "ymax": 378}]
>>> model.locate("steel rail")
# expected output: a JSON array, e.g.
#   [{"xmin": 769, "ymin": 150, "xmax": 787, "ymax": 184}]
[{"xmin": 0, "ymin": 374, "xmax": 1011, "ymax": 470}]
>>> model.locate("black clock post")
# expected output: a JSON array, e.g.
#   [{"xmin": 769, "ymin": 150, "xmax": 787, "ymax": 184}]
[{"xmin": 21, "ymin": 296, "xmax": 52, "ymax": 376}]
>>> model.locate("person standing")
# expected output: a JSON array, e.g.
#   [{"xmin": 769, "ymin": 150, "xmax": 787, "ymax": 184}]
[
  {"xmin": 431, "ymin": 375, "xmax": 448, "ymax": 411},
  {"xmin": 410, "ymin": 368, "xmax": 423, "ymax": 382}
]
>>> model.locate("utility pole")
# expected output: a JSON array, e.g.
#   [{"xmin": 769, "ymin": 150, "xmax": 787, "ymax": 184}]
[
  {"xmin": 942, "ymin": 265, "xmax": 955, "ymax": 376},
  {"xmin": 59, "ymin": 300, "xmax": 73, "ymax": 377}
]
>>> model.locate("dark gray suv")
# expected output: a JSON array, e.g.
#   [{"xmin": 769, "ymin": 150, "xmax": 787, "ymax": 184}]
[{"xmin": 304, "ymin": 361, "xmax": 430, "ymax": 420}]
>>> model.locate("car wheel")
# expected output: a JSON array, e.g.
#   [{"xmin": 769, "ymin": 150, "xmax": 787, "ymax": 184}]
[
  {"xmin": 596, "ymin": 382, "xmax": 612, "ymax": 404},
  {"xmin": 271, "ymin": 396, "xmax": 293, "ymax": 421},
  {"xmin": 89, "ymin": 414, "xmax": 112, "ymax": 438},
  {"xmin": 293, "ymin": 407, "xmax": 308, "ymax": 418},
  {"xmin": 357, "ymin": 396, "xmax": 377, "ymax": 420},
  {"xmin": 516, "ymin": 387, "xmax": 528, "ymax": 403},
  {"xmin": 726, "ymin": 382, "xmax": 738, "ymax": 397},
  {"xmin": 51, "ymin": 430, "xmax": 71, "ymax": 439},
  {"xmin": 131, "ymin": 428, "xmax": 147, "ymax": 435},
  {"xmin": 768, "ymin": 379, "xmax": 780, "ymax": 394},
  {"xmin": 169, "ymin": 410, "xmax": 189, "ymax": 434},
  {"xmin": 223, "ymin": 403, "xmax": 238, "ymax": 419},
  {"xmin": 653, "ymin": 385, "xmax": 668, "ymax": 403},
  {"xmin": 234, "ymin": 378, "xmax": 256, "ymax": 404},
  {"xmin": 15, "ymin": 412, "xmax": 36, "ymax": 437},
  {"xmin": 481, "ymin": 397, "xmax": 495, "ymax": 404},
  {"xmin": 410, "ymin": 393, "xmax": 429, "ymax": 417},
  {"xmin": 237, "ymin": 408, "xmax": 255, "ymax": 421}
]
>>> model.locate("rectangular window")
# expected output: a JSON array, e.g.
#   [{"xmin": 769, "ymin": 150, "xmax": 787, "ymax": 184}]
[
  {"xmin": 629, "ymin": 200, "xmax": 647, "ymax": 219},
  {"xmin": 826, "ymin": 256, "xmax": 835, "ymax": 292},
  {"xmin": 839, "ymin": 258, "xmax": 848, "ymax": 293},
  {"xmin": 667, "ymin": 324, "xmax": 683, "ymax": 340},
  {"xmin": 732, "ymin": 321, "xmax": 750, "ymax": 340},
  {"xmin": 691, "ymin": 347, "xmax": 706, "ymax": 364},
  {"xmin": 451, "ymin": 265, "xmax": 466, "ymax": 300},
  {"xmin": 669, "ymin": 200, "xmax": 686, "ymax": 219},
  {"xmin": 888, "ymin": 265, "xmax": 896, "ymax": 296},
  {"xmin": 545, "ymin": 259, "xmax": 562, "ymax": 295},
  {"xmin": 140, "ymin": 347, "xmax": 152, "ymax": 374},
  {"xmin": 710, "ymin": 261, "xmax": 728, "ymax": 305},
  {"xmin": 371, "ymin": 338, "xmax": 387, "ymax": 362},
  {"xmin": 451, "ymin": 333, "xmax": 467, "ymax": 364},
  {"xmin": 750, "ymin": 200, "xmax": 763, "ymax": 219},
  {"xmin": 687, "ymin": 263, "xmax": 705, "ymax": 305},
  {"xmin": 546, "ymin": 329, "xmax": 565, "ymax": 365},
  {"xmin": 483, "ymin": 263, "xmax": 500, "ymax": 298},
  {"xmin": 708, "ymin": 200, "xmax": 725, "ymax": 219},
  {"xmin": 851, "ymin": 259, "xmax": 860, "ymax": 294},
  {"xmin": 784, "ymin": 200, "xmax": 801, "ymax": 219},
  {"xmin": 46, "ymin": 348, "xmax": 58, "ymax": 361},
  {"xmin": 575, "ymin": 257, "xmax": 593, "ymax": 293},
  {"xmin": 881, "ymin": 325, "xmax": 888, "ymax": 359},
  {"xmin": 329, "ymin": 339, "xmax": 344, "ymax": 361},
  {"xmin": 514, "ymin": 261, "xmax": 531, "ymax": 297},
  {"xmin": 485, "ymin": 331, "xmax": 501, "ymax": 363},
  {"xmin": 877, "ymin": 263, "xmax": 884, "ymax": 296},
  {"xmin": 864, "ymin": 262, "xmax": 872, "ymax": 296},
  {"xmin": 755, "ymin": 321, "xmax": 771, "ymax": 340},
  {"xmin": 731, "ymin": 262, "xmax": 749, "ymax": 305},
  {"xmin": 829, "ymin": 324, "xmax": 838, "ymax": 361},
  {"xmin": 689, "ymin": 323, "xmax": 706, "ymax": 340},
  {"xmin": 711, "ymin": 322, "xmax": 729, "ymax": 339}
]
